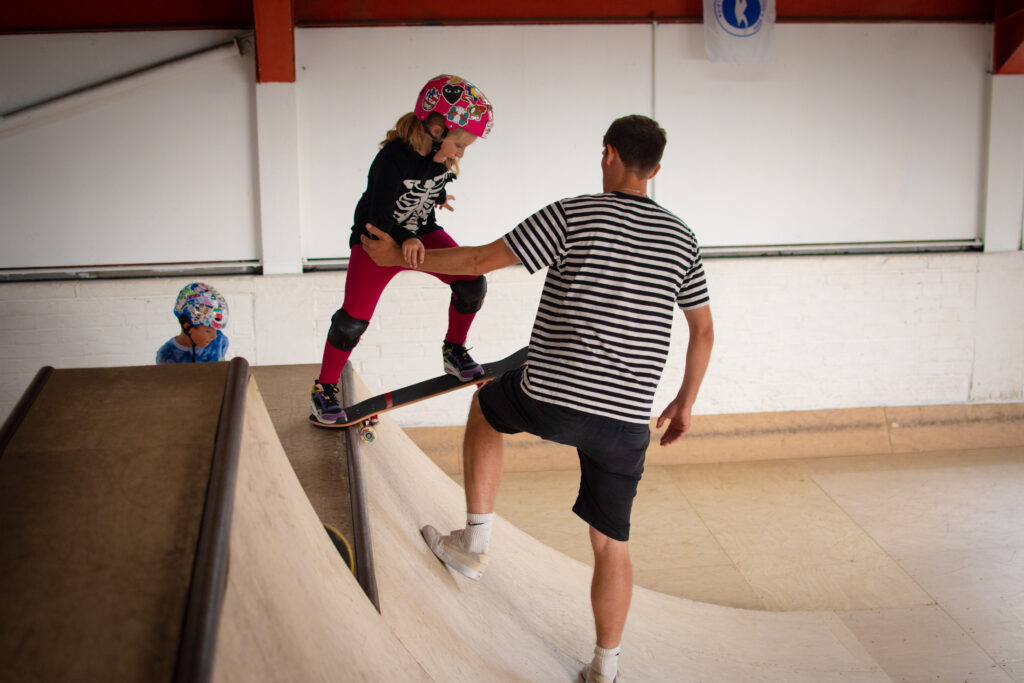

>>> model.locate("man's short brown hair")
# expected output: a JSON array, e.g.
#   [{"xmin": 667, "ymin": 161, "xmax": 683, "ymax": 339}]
[{"xmin": 603, "ymin": 115, "xmax": 667, "ymax": 177}]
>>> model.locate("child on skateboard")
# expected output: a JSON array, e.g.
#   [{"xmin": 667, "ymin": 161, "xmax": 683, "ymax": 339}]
[
  {"xmin": 310, "ymin": 74, "xmax": 495, "ymax": 425},
  {"xmin": 156, "ymin": 282, "xmax": 230, "ymax": 364}
]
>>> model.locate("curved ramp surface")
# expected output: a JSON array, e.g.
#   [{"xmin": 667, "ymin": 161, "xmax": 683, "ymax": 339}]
[
  {"xmin": 211, "ymin": 377, "xmax": 428, "ymax": 681},
  {"xmin": 2, "ymin": 365, "xmax": 891, "ymax": 681},
  {"xmin": 352, "ymin": 384, "xmax": 889, "ymax": 681},
  {"xmin": 0, "ymin": 364, "xmax": 227, "ymax": 683}
]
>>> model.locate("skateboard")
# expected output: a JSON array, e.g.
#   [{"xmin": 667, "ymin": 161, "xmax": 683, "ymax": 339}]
[{"xmin": 310, "ymin": 346, "xmax": 529, "ymax": 443}]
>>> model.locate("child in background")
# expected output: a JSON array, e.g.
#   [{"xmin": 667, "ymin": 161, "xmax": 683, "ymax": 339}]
[
  {"xmin": 156, "ymin": 282, "xmax": 229, "ymax": 364},
  {"xmin": 310, "ymin": 74, "xmax": 494, "ymax": 425}
]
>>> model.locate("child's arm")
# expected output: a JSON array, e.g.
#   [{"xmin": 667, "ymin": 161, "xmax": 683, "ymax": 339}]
[
  {"xmin": 216, "ymin": 330, "xmax": 230, "ymax": 361},
  {"xmin": 403, "ymin": 238, "xmax": 425, "ymax": 268}
]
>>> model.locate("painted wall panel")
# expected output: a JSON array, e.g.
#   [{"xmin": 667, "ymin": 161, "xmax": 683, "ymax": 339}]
[
  {"xmin": 0, "ymin": 31, "xmax": 259, "ymax": 269},
  {"xmin": 654, "ymin": 23, "xmax": 992, "ymax": 247},
  {"xmin": 0, "ymin": 30, "xmax": 239, "ymax": 114},
  {"xmin": 295, "ymin": 24, "xmax": 653, "ymax": 261},
  {"xmin": 0, "ymin": 23, "xmax": 1001, "ymax": 271}
]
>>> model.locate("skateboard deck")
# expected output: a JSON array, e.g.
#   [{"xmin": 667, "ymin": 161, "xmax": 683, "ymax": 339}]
[{"xmin": 310, "ymin": 346, "xmax": 529, "ymax": 440}]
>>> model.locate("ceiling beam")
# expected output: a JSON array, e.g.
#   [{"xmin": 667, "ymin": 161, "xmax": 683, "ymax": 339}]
[
  {"xmin": 0, "ymin": 1, "xmax": 997, "ymax": 33},
  {"xmin": 252, "ymin": 0, "xmax": 294, "ymax": 83},
  {"xmin": 0, "ymin": 0, "xmax": 252, "ymax": 32},
  {"xmin": 293, "ymin": 0, "xmax": 994, "ymax": 25},
  {"xmin": 994, "ymin": 0, "xmax": 1024, "ymax": 74},
  {"xmin": 775, "ymin": 0, "xmax": 993, "ymax": 22}
]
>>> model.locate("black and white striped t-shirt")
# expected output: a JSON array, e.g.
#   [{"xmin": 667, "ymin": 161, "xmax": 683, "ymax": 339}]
[{"xmin": 503, "ymin": 192, "xmax": 709, "ymax": 424}]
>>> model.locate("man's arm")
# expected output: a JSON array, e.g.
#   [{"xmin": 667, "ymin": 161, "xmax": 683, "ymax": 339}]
[
  {"xmin": 656, "ymin": 304, "xmax": 714, "ymax": 446},
  {"xmin": 360, "ymin": 223, "xmax": 520, "ymax": 275}
]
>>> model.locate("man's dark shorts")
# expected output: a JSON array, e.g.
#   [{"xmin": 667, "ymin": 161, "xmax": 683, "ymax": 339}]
[{"xmin": 477, "ymin": 366, "xmax": 650, "ymax": 542}]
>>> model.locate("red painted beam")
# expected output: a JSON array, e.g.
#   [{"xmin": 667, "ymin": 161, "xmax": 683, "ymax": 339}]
[
  {"xmin": 0, "ymin": 0, "xmax": 252, "ymax": 32},
  {"xmin": 253, "ymin": 0, "xmax": 295, "ymax": 83},
  {"xmin": 777, "ymin": 0, "xmax": 993, "ymax": 21},
  {"xmin": 994, "ymin": 0, "xmax": 1024, "ymax": 73},
  {"xmin": 0, "ymin": 0, "xmax": 997, "ymax": 33},
  {"xmin": 294, "ymin": 0, "xmax": 696, "ymax": 24},
  {"xmin": 293, "ymin": 0, "xmax": 994, "ymax": 25}
]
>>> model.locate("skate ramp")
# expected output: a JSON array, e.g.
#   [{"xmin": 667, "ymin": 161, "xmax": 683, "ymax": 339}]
[
  {"xmin": 1, "ymin": 363, "xmax": 889, "ymax": 681},
  {"xmin": 0, "ymin": 363, "xmax": 230, "ymax": 682},
  {"xmin": 210, "ymin": 377, "xmax": 427, "ymax": 681},
  {"xmin": 0, "ymin": 363, "xmax": 424, "ymax": 682},
  {"xmin": 354, "ymin": 381, "xmax": 889, "ymax": 681}
]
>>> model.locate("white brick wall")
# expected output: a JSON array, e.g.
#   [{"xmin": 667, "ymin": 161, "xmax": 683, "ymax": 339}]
[
  {"xmin": 689, "ymin": 254, "xmax": 995, "ymax": 416},
  {"xmin": 1, "ymin": 252, "xmax": 1021, "ymax": 427}
]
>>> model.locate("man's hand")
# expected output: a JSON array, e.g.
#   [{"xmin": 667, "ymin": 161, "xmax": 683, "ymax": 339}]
[
  {"xmin": 360, "ymin": 224, "xmax": 404, "ymax": 267},
  {"xmin": 656, "ymin": 399, "xmax": 692, "ymax": 446},
  {"xmin": 657, "ymin": 305, "xmax": 713, "ymax": 447}
]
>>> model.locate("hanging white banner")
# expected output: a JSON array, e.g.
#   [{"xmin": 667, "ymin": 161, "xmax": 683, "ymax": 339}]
[{"xmin": 703, "ymin": 0, "xmax": 776, "ymax": 64}]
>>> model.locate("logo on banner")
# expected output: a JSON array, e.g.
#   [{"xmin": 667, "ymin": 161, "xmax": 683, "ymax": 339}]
[
  {"xmin": 704, "ymin": 0, "xmax": 775, "ymax": 62},
  {"xmin": 715, "ymin": 0, "xmax": 766, "ymax": 37}
]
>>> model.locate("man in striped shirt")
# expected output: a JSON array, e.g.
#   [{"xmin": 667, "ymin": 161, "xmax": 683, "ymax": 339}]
[{"xmin": 362, "ymin": 115, "xmax": 714, "ymax": 683}]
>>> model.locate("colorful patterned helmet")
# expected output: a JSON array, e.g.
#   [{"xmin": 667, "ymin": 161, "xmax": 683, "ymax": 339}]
[
  {"xmin": 414, "ymin": 74, "xmax": 494, "ymax": 139},
  {"xmin": 174, "ymin": 282, "xmax": 228, "ymax": 330}
]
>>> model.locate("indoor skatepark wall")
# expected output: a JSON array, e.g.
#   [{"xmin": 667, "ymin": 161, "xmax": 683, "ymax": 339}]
[{"xmin": 1, "ymin": 362, "xmax": 892, "ymax": 681}]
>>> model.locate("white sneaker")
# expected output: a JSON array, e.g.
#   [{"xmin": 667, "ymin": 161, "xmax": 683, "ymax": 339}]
[
  {"xmin": 577, "ymin": 666, "xmax": 616, "ymax": 683},
  {"xmin": 421, "ymin": 525, "xmax": 488, "ymax": 580}
]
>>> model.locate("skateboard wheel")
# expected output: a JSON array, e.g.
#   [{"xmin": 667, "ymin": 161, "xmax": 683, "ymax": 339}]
[{"xmin": 360, "ymin": 426, "xmax": 377, "ymax": 443}]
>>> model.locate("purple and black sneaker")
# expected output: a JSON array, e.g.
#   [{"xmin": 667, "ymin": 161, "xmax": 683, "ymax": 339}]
[
  {"xmin": 310, "ymin": 379, "xmax": 344, "ymax": 424},
  {"xmin": 442, "ymin": 342, "xmax": 485, "ymax": 382}
]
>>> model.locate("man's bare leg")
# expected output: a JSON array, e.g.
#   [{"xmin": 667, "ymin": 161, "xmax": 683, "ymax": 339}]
[
  {"xmin": 419, "ymin": 391, "xmax": 504, "ymax": 578},
  {"xmin": 590, "ymin": 525, "xmax": 632, "ymax": 647},
  {"xmin": 463, "ymin": 391, "xmax": 504, "ymax": 514},
  {"xmin": 582, "ymin": 525, "xmax": 631, "ymax": 681}
]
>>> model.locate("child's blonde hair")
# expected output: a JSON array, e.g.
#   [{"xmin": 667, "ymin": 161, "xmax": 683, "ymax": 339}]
[{"xmin": 381, "ymin": 112, "xmax": 459, "ymax": 175}]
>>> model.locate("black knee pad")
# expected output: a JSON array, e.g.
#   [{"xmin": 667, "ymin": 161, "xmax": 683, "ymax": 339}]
[
  {"xmin": 327, "ymin": 309, "xmax": 369, "ymax": 351},
  {"xmin": 450, "ymin": 276, "xmax": 487, "ymax": 314}
]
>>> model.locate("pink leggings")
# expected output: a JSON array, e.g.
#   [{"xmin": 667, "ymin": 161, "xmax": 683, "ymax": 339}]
[{"xmin": 318, "ymin": 230, "xmax": 479, "ymax": 384}]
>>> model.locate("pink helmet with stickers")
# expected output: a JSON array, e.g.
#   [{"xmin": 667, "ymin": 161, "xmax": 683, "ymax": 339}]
[
  {"xmin": 414, "ymin": 74, "xmax": 494, "ymax": 139},
  {"xmin": 174, "ymin": 282, "xmax": 228, "ymax": 330}
]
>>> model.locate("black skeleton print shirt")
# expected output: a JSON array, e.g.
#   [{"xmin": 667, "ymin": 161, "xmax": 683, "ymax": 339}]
[{"xmin": 349, "ymin": 139, "xmax": 455, "ymax": 248}]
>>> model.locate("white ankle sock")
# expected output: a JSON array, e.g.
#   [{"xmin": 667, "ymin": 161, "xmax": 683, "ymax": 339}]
[
  {"xmin": 464, "ymin": 512, "xmax": 493, "ymax": 553},
  {"xmin": 592, "ymin": 644, "xmax": 620, "ymax": 680}
]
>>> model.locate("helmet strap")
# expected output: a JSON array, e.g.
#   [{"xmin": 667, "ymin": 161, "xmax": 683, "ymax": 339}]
[
  {"xmin": 422, "ymin": 119, "xmax": 447, "ymax": 156},
  {"xmin": 184, "ymin": 324, "xmax": 198, "ymax": 363},
  {"xmin": 179, "ymin": 315, "xmax": 198, "ymax": 363}
]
